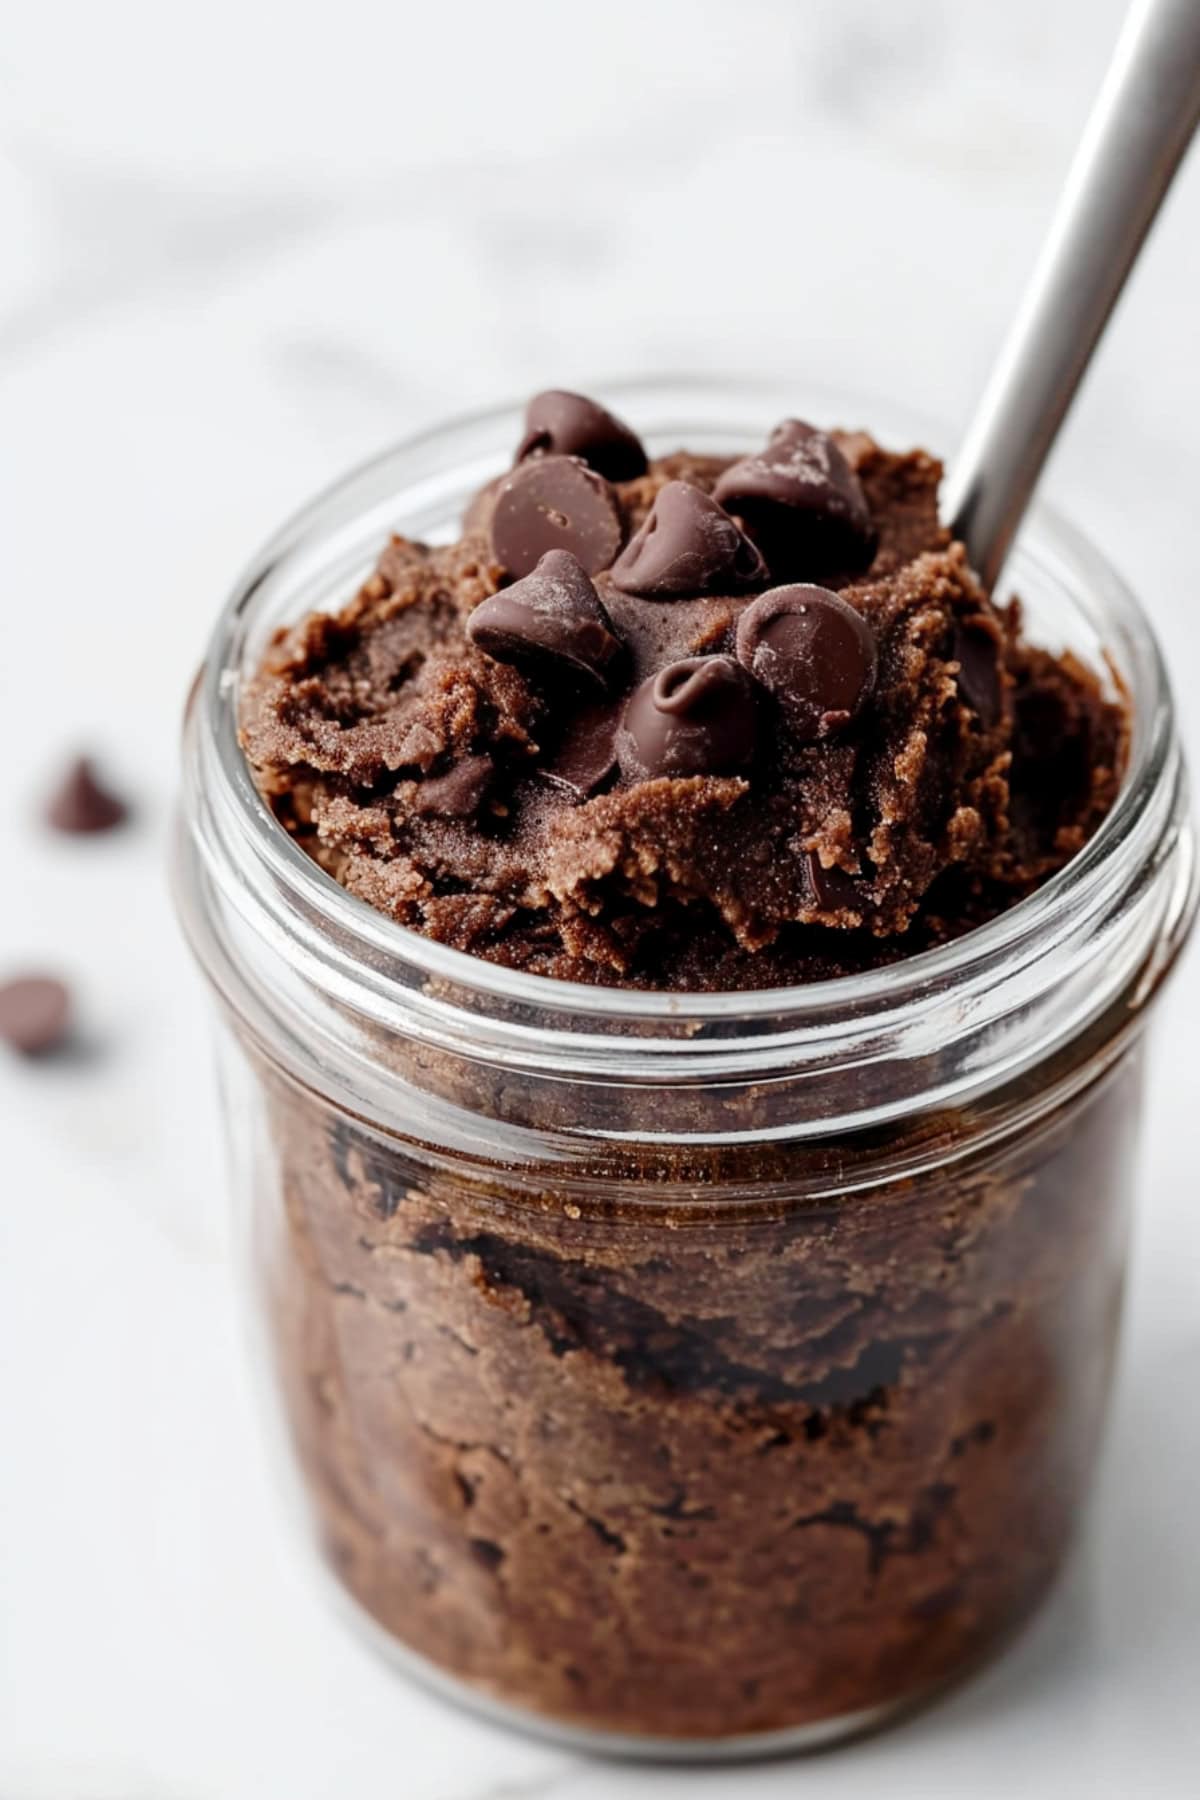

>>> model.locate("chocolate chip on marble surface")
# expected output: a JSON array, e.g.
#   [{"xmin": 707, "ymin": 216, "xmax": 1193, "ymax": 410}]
[
  {"xmin": 467, "ymin": 550, "xmax": 623, "ymax": 690},
  {"xmin": 714, "ymin": 420, "xmax": 876, "ymax": 577},
  {"xmin": 490, "ymin": 456, "xmax": 624, "ymax": 579},
  {"xmin": 44, "ymin": 756, "xmax": 128, "ymax": 834},
  {"xmin": 0, "ymin": 975, "xmax": 72, "ymax": 1057},
  {"xmin": 516, "ymin": 390, "xmax": 648, "ymax": 482},
  {"xmin": 413, "ymin": 756, "xmax": 495, "ymax": 818},
  {"xmin": 616, "ymin": 655, "xmax": 759, "ymax": 781},
  {"xmin": 953, "ymin": 618, "xmax": 1004, "ymax": 727},
  {"xmin": 611, "ymin": 480, "xmax": 768, "ymax": 599},
  {"xmin": 542, "ymin": 699, "xmax": 621, "ymax": 800},
  {"xmin": 735, "ymin": 584, "xmax": 877, "ymax": 742}
]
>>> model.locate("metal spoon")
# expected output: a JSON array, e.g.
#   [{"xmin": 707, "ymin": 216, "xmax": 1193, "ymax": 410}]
[{"xmin": 945, "ymin": 0, "xmax": 1200, "ymax": 591}]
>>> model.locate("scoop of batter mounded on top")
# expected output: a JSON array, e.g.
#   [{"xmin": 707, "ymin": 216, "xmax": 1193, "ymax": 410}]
[{"xmin": 242, "ymin": 389, "xmax": 1126, "ymax": 988}]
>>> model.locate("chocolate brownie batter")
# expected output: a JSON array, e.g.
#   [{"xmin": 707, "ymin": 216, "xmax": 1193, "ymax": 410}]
[
  {"xmin": 259, "ymin": 1041, "xmax": 1138, "ymax": 1740},
  {"xmin": 243, "ymin": 398, "xmax": 1125, "ymax": 989},
  {"xmin": 236, "ymin": 393, "xmax": 1136, "ymax": 1743}
]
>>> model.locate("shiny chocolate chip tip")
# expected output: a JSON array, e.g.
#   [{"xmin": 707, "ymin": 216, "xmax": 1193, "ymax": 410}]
[
  {"xmin": 467, "ymin": 549, "xmax": 623, "ymax": 691},
  {"xmin": 617, "ymin": 654, "xmax": 759, "ymax": 781}
]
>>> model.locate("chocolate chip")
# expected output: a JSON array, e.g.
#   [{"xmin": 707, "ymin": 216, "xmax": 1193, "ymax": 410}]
[
  {"xmin": 735, "ymin": 585, "xmax": 877, "ymax": 742},
  {"xmin": 953, "ymin": 618, "xmax": 1003, "ymax": 727},
  {"xmin": 611, "ymin": 481, "xmax": 768, "ymax": 599},
  {"xmin": 714, "ymin": 420, "xmax": 876, "ymax": 578},
  {"xmin": 45, "ymin": 757, "xmax": 127, "ymax": 834},
  {"xmin": 490, "ymin": 456, "xmax": 624, "ymax": 580},
  {"xmin": 542, "ymin": 699, "xmax": 621, "ymax": 800},
  {"xmin": 0, "ymin": 975, "xmax": 72, "ymax": 1057},
  {"xmin": 462, "ymin": 474, "xmax": 502, "ymax": 536},
  {"xmin": 805, "ymin": 852, "xmax": 868, "ymax": 916},
  {"xmin": 413, "ymin": 756, "xmax": 495, "ymax": 818},
  {"xmin": 617, "ymin": 655, "xmax": 758, "ymax": 781},
  {"xmin": 516, "ymin": 390, "xmax": 648, "ymax": 482},
  {"xmin": 467, "ymin": 550, "xmax": 623, "ymax": 691}
]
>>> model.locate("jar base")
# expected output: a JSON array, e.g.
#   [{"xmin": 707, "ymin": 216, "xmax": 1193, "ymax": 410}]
[{"xmin": 318, "ymin": 1562, "xmax": 1028, "ymax": 1764}]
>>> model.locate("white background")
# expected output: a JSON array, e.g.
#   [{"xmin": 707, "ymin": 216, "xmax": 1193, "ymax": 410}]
[{"xmin": 1, "ymin": 2, "xmax": 1198, "ymax": 1795}]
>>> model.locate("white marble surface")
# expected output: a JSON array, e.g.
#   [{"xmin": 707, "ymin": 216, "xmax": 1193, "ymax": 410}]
[{"xmin": 2, "ymin": 2, "xmax": 1198, "ymax": 1794}]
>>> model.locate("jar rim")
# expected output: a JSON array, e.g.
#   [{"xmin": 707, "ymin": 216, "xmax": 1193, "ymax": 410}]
[{"xmin": 178, "ymin": 376, "xmax": 1196, "ymax": 1137}]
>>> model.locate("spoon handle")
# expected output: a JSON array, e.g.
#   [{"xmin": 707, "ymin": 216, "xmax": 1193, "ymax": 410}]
[{"xmin": 945, "ymin": 0, "xmax": 1200, "ymax": 590}]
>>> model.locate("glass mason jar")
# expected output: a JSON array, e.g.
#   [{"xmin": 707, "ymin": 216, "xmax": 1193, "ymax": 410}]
[{"xmin": 174, "ymin": 379, "xmax": 1196, "ymax": 1760}]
